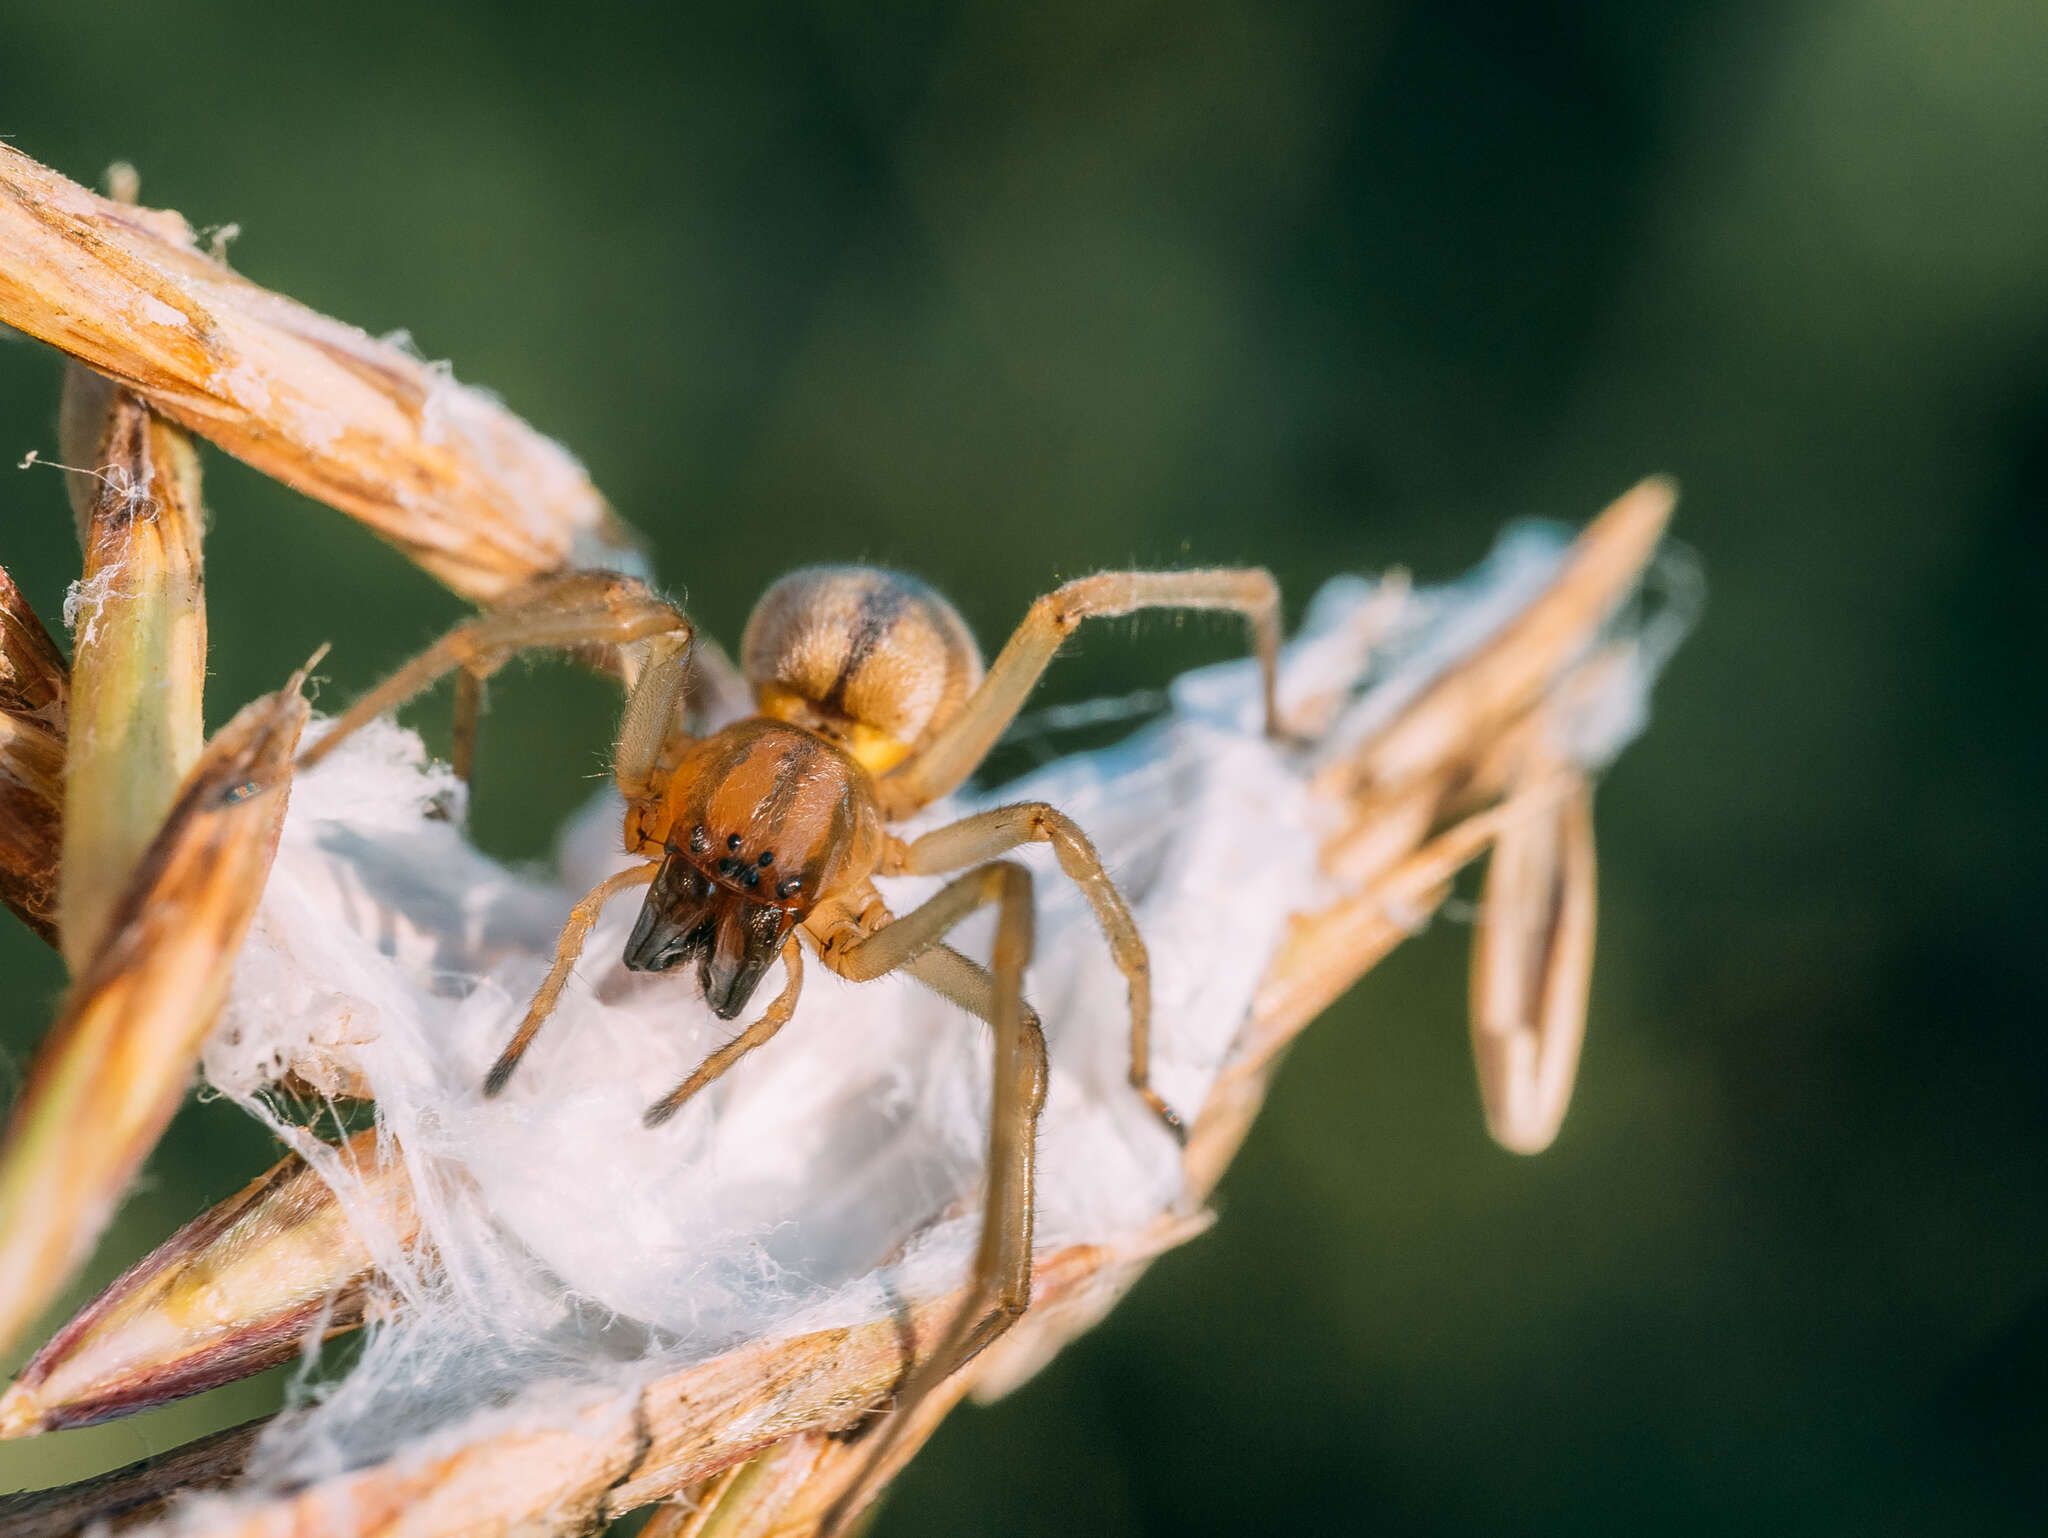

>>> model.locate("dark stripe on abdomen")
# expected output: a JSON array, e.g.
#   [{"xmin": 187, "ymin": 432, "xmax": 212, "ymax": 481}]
[{"xmin": 819, "ymin": 580, "xmax": 911, "ymax": 717}]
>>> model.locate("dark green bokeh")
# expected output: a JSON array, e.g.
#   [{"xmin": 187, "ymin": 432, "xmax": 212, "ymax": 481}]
[{"xmin": 2, "ymin": 1, "xmax": 2044, "ymax": 1531}]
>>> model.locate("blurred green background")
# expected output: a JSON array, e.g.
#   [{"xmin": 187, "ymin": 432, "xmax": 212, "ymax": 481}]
[{"xmin": 2, "ymin": 0, "xmax": 2044, "ymax": 1532}]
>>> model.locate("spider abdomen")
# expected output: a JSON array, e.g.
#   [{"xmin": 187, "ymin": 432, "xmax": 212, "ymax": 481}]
[{"xmin": 741, "ymin": 566, "xmax": 984, "ymax": 773}]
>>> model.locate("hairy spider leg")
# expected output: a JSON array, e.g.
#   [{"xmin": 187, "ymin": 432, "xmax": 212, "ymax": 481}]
[
  {"xmin": 877, "ymin": 567, "xmax": 1284, "ymax": 818},
  {"xmin": 483, "ymin": 862, "xmax": 659, "ymax": 1096},
  {"xmin": 643, "ymin": 934, "xmax": 806, "ymax": 1126},
  {"xmin": 811, "ymin": 861, "xmax": 1045, "ymax": 1537},
  {"xmin": 297, "ymin": 569, "xmax": 694, "ymax": 806},
  {"xmin": 891, "ymin": 801, "xmax": 1183, "ymax": 1141}
]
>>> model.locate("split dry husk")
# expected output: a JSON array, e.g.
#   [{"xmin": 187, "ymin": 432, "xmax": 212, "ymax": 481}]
[
  {"xmin": 0, "ymin": 142, "xmax": 1693, "ymax": 1538},
  {"xmin": 0, "ymin": 676, "xmax": 308, "ymax": 1358},
  {"xmin": 0, "ymin": 1132, "xmax": 412, "ymax": 1439},
  {"xmin": 0, "ymin": 145, "xmax": 638, "ymax": 598}
]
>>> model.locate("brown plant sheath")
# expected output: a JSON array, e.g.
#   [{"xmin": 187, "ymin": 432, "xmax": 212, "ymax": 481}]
[
  {"xmin": 0, "ymin": 565, "xmax": 67, "ymax": 945},
  {"xmin": 0, "ymin": 1417, "xmax": 268, "ymax": 1538},
  {"xmin": 0, "ymin": 677, "xmax": 308, "ymax": 1360},
  {"xmin": 0, "ymin": 144, "xmax": 635, "ymax": 600}
]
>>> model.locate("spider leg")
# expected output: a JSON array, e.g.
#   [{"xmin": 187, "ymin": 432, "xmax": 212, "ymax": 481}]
[
  {"xmin": 450, "ymin": 667, "xmax": 493, "ymax": 785},
  {"xmin": 1470, "ymin": 770, "xmax": 1596, "ymax": 1155},
  {"xmin": 643, "ymin": 935, "xmax": 805, "ymax": 1126},
  {"xmin": 298, "ymin": 570, "xmax": 692, "ymax": 803},
  {"xmin": 483, "ymin": 862, "xmax": 657, "ymax": 1096},
  {"xmin": 813, "ymin": 863, "xmax": 1046, "ymax": 1537},
  {"xmin": 893, "ymin": 802, "xmax": 1181, "ymax": 1141},
  {"xmin": 877, "ymin": 567, "xmax": 1282, "ymax": 817}
]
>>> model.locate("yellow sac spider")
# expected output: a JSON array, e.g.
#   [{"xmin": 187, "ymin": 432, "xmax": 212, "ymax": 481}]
[{"xmin": 298, "ymin": 560, "xmax": 1281, "ymax": 1528}]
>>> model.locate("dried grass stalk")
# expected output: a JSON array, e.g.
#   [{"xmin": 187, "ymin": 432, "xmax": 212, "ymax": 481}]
[
  {"xmin": 4, "ymin": 483, "xmax": 1678, "ymax": 1538},
  {"xmin": 1326, "ymin": 474, "xmax": 1673, "ymax": 800},
  {"xmin": 0, "ymin": 563, "xmax": 67, "ymax": 945},
  {"xmin": 0, "ymin": 677, "xmax": 309, "ymax": 1359},
  {"xmin": 0, "ymin": 145, "xmax": 635, "ymax": 599},
  {"xmin": 55, "ymin": 370, "xmax": 208, "ymax": 973}
]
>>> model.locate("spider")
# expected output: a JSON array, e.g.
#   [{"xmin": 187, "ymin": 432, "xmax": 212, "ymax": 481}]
[{"xmin": 298, "ymin": 560, "xmax": 1282, "ymax": 1518}]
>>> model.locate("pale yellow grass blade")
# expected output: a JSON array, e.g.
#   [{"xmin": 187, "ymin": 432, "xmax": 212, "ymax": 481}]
[{"xmin": 55, "ymin": 373, "xmax": 208, "ymax": 973}]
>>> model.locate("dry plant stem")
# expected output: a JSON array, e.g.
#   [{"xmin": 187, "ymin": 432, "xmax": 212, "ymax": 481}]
[
  {"xmin": 53, "ymin": 1243, "xmax": 1121, "ymax": 1538},
  {"xmin": 56, "ymin": 370, "xmax": 208, "ymax": 973},
  {"xmin": 0, "ymin": 677, "xmax": 308, "ymax": 1360},
  {"xmin": 0, "ymin": 1131, "xmax": 414, "ymax": 1438},
  {"xmin": 0, "ymin": 563, "xmax": 67, "ymax": 944},
  {"xmin": 0, "ymin": 145, "xmax": 634, "ymax": 600}
]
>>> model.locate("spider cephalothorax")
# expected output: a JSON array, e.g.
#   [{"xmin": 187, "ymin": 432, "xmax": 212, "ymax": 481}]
[
  {"xmin": 301, "ymin": 555, "xmax": 1282, "ymax": 1534},
  {"xmin": 623, "ymin": 717, "xmax": 882, "ymax": 1016}
]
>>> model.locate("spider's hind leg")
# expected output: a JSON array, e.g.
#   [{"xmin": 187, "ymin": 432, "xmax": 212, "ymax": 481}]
[{"xmin": 812, "ymin": 863, "xmax": 1046, "ymax": 1535}]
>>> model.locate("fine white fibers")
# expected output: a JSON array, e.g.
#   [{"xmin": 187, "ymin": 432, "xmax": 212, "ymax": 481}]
[{"xmin": 195, "ymin": 524, "xmax": 1684, "ymax": 1494}]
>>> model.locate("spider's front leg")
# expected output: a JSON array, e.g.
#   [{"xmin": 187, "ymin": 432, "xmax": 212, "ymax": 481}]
[
  {"xmin": 482, "ymin": 862, "xmax": 658, "ymax": 1096},
  {"xmin": 299, "ymin": 569, "xmax": 701, "ymax": 1096},
  {"xmin": 299, "ymin": 568, "xmax": 693, "ymax": 804},
  {"xmin": 642, "ymin": 935, "xmax": 806, "ymax": 1126},
  {"xmin": 809, "ymin": 863, "xmax": 1046, "ymax": 1536}
]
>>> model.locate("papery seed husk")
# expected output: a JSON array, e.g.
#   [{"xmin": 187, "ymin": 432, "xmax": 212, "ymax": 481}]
[
  {"xmin": 0, "ymin": 1130, "xmax": 413, "ymax": 1437},
  {"xmin": 0, "ymin": 678, "xmax": 306, "ymax": 1358},
  {"xmin": 1470, "ymin": 770, "xmax": 1598, "ymax": 1155},
  {"xmin": 56, "ymin": 375, "xmax": 207, "ymax": 973},
  {"xmin": 1344, "ymin": 476, "xmax": 1674, "ymax": 797},
  {"xmin": 0, "ymin": 143, "xmax": 637, "ymax": 600}
]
